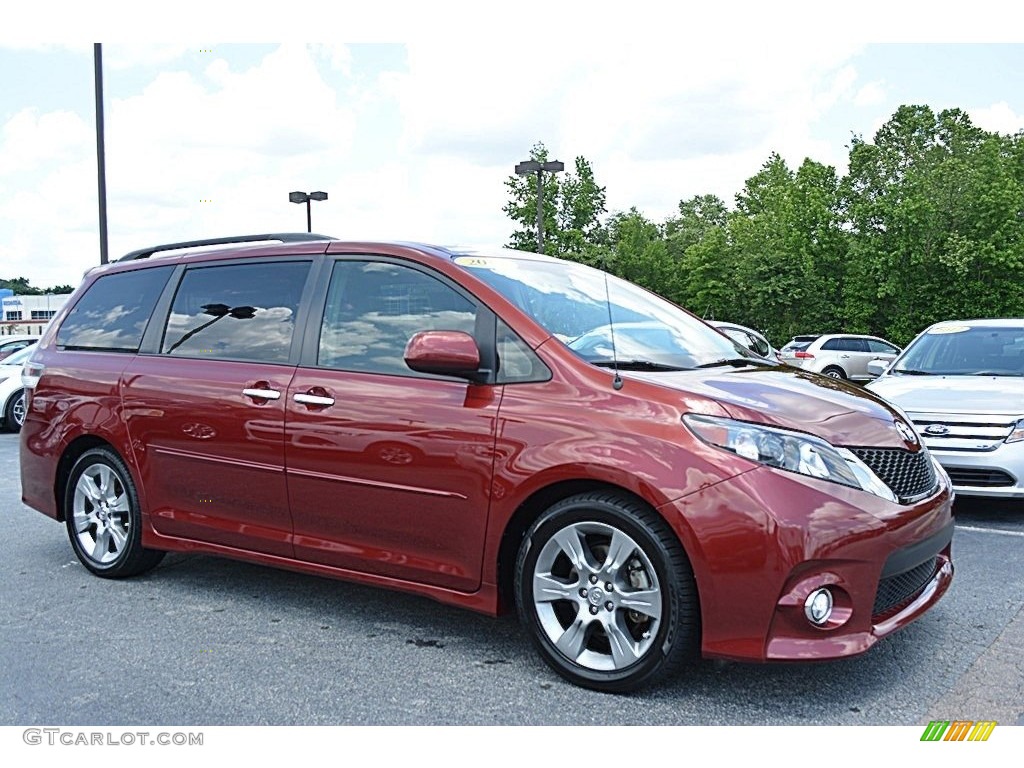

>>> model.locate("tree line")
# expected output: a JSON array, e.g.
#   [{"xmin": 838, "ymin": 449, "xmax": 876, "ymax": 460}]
[
  {"xmin": 0, "ymin": 277, "xmax": 75, "ymax": 296},
  {"xmin": 504, "ymin": 105, "xmax": 1024, "ymax": 347}
]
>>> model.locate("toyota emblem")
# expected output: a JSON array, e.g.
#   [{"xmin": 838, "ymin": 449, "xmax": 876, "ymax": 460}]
[{"xmin": 894, "ymin": 420, "xmax": 919, "ymax": 445}]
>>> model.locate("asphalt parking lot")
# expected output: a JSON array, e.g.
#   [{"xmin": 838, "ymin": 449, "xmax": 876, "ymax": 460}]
[{"xmin": 1, "ymin": 431, "xmax": 1021, "ymax": 726}]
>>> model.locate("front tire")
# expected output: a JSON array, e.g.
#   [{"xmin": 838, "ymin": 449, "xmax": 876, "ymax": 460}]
[
  {"xmin": 64, "ymin": 447, "xmax": 165, "ymax": 578},
  {"xmin": 515, "ymin": 492, "xmax": 699, "ymax": 692},
  {"xmin": 3, "ymin": 388, "xmax": 25, "ymax": 432}
]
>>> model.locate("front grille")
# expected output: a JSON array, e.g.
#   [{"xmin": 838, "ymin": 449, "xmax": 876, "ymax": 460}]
[
  {"xmin": 851, "ymin": 447, "xmax": 938, "ymax": 503},
  {"xmin": 873, "ymin": 557, "xmax": 938, "ymax": 619},
  {"xmin": 910, "ymin": 414, "xmax": 1016, "ymax": 453},
  {"xmin": 945, "ymin": 467, "xmax": 1016, "ymax": 488}
]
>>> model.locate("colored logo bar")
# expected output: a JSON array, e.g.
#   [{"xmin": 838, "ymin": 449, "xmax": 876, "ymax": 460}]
[{"xmin": 921, "ymin": 720, "xmax": 997, "ymax": 741}]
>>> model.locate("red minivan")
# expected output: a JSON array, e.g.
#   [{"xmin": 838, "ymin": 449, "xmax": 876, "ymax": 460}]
[{"xmin": 20, "ymin": 234, "xmax": 954, "ymax": 691}]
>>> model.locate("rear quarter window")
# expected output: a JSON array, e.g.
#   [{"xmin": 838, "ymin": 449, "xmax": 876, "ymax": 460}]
[{"xmin": 57, "ymin": 267, "xmax": 173, "ymax": 352}]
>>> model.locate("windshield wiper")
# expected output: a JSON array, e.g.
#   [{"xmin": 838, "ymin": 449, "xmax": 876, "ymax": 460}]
[
  {"xmin": 894, "ymin": 368, "xmax": 936, "ymax": 375},
  {"xmin": 591, "ymin": 360, "xmax": 688, "ymax": 372},
  {"xmin": 695, "ymin": 358, "xmax": 776, "ymax": 369}
]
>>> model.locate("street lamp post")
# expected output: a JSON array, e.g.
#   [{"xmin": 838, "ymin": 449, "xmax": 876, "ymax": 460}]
[
  {"xmin": 514, "ymin": 159, "xmax": 564, "ymax": 253},
  {"xmin": 288, "ymin": 190, "xmax": 329, "ymax": 233}
]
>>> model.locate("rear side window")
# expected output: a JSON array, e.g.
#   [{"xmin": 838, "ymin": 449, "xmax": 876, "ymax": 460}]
[
  {"xmin": 823, "ymin": 337, "xmax": 868, "ymax": 352},
  {"xmin": 57, "ymin": 266, "xmax": 172, "ymax": 352},
  {"xmin": 161, "ymin": 261, "xmax": 311, "ymax": 363}
]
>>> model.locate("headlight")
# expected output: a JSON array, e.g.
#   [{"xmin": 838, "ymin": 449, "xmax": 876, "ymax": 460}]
[
  {"xmin": 683, "ymin": 414, "xmax": 897, "ymax": 503},
  {"xmin": 1007, "ymin": 418, "xmax": 1024, "ymax": 444}
]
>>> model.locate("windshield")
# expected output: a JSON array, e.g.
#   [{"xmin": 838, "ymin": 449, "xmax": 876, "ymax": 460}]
[
  {"xmin": 895, "ymin": 324, "xmax": 1024, "ymax": 376},
  {"xmin": 458, "ymin": 255, "xmax": 765, "ymax": 370},
  {"xmin": 0, "ymin": 343, "xmax": 37, "ymax": 368}
]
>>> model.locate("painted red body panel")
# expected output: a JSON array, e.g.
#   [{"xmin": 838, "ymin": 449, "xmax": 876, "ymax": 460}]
[
  {"xmin": 121, "ymin": 355, "xmax": 297, "ymax": 557},
  {"xmin": 19, "ymin": 239, "xmax": 955, "ymax": 665},
  {"xmin": 284, "ymin": 369, "xmax": 499, "ymax": 592}
]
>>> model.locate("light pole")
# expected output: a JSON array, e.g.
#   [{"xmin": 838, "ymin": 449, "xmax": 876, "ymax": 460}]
[
  {"xmin": 288, "ymin": 190, "xmax": 328, "ymax": 233},
  {"xmin": 515, "ymin": 159, "xmax": 564, "ymax": 253},
  {"xmin": 94, "ymin": 43, "xmax": 109, "ymax": 264}
]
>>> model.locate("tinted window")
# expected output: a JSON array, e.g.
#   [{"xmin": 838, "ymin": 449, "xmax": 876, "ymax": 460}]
[
  {"xmin": 58, "ymin": 266, "xmax": 172, "ymax": 352},
  {"xmin": 318, "ymin": 261, "xmax": 478, "ymax": 375},
  {"xmin": 722, "ymin": 328, "xmax": 769, "ymax": 357},
  {"xmin": 867, "ymin": 339, "xmax": 899, "ymax": 354},
  {"xmin": 162, "ymin": 261, "xmax": 310, "ymax": 363},
  {"xmin": 823, "ymin": 338, "xmax": 868, "ymax": 352}
]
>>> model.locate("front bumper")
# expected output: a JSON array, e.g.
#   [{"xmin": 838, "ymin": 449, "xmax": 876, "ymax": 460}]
[
  {"xmin": 659, "ymin": 463, "xmax": 955, "ymax": 662},
  {"xmin": 931, "ymin": 444, "xmax": 1024, "ymax": 499}
]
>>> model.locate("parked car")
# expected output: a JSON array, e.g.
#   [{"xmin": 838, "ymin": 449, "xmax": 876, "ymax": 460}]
[
  {"xmin": 20, "ymin": 233, "xmax": 954, "ymax": 692},
  {"xmin": 710, "ymin": 321, "xmax": 779, "ymax": 360},
  {"xmin": 0, "ymin": 342, "xmax": 35, "ymax": 432},
  {"xmin": 0, "ymin": 334, "xmax": 38, "ymax": 361},
  {"xmin": 780, "ymin": 333, "xmax": 901, "ymax": 381},
  {"xmin": 866, "ymin": 319, "xmax": 1024, "ymax": 501}
]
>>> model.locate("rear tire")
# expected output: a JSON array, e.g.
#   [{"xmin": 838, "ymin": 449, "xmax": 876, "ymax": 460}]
[
  {"xmin": 822, "ymin": 366, "xmax": 846, "ymax": 379},
  {"xmin": 515, "ymin": 491, "xmax": 699, "ymax": 692},
  {"xmin": 64, "ymin": 447, "xmax": 165, "ymax": 578}
]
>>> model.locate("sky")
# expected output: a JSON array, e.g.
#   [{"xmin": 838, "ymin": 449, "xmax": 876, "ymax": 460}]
[{"xmin": 1, "ymin": 3, "xmax": 1023, "ymax": 288}]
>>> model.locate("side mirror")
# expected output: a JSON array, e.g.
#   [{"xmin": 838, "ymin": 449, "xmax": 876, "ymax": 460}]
[
  {"xmin": 867, "ymin": 358, "xmax": 890, "ymax": 378},
  {"xmin": 404, "ymin": 330, "xmax": 482, "ymax": 380}
]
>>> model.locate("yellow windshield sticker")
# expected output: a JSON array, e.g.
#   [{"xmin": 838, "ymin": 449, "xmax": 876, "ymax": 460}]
[
  {"xmin": 928, "ymin": 325, "xmax": 971, "ymax": 334},
  {"xmin": 454, "ymin": 257, "xmax": 490, "ymax": 267}
]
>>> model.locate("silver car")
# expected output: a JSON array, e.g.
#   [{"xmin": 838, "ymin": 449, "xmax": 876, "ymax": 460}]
[
  {"xmin": 780, "ymin": 333, "xmax": 901, "ymax": 381},
  {"xmin": 866, "ymin": 319, "xmax": 1024, "ymax": 501}
]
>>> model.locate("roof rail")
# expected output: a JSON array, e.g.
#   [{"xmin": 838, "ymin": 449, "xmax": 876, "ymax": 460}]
[{"xmin": 118, "ymin": 233, "xmax": 336, "ymax": 262}]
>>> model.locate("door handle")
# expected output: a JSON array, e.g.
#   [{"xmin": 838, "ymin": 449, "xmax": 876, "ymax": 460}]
[
  {"xmin": 839, "ymin": 354, "xmax": 851, "ymax": 358},
  {"xmin": 294, "ymin": 393, "xmax": 335, "ymax": 407},
  {"xmin": 242, "ymin": 388, "xmax": 281, "ymax": 400}
]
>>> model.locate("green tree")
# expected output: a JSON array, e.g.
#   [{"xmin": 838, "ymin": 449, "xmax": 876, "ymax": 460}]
[
  {"xmin": 504, "ymin": 143, "xmax": 608, "ymax": 260},
  {"xmin": 844, "ymin": 105, "xmax": 1024, "ymax": 343},
  {"xmin": 664, "ymin": 194, "xmax": 728, "ymax": 263},
  {"xmin": 603, "ymin": 208, "xmax": 678, "ymax": 298},
  {"xmin": 555, "ymin": 156, "xmax": 609, "ymax": 263},
  {"xmin": 0, "ymin": 277, "xmax": 41, "ymax": 295},
  {"xmin": 503, "ymin": 142, "xmax": 562, "ymax": 254}
]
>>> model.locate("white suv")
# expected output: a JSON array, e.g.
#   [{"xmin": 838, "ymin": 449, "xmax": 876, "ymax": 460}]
[{"xmin": 780, "ymin": 334, "xmax": 901, "ymax": 381}]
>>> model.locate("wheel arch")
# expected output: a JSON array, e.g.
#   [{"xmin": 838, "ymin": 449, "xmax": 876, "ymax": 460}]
[
  {"xmin": 495, "ymin": 478, "xmax": 692, "ymax": 614},
  {"xmin": 54, "ymin": 435, "xmax": 118, "ymax": 521}
]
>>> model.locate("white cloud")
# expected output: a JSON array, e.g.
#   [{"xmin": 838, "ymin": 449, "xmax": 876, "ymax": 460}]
[
  {"xmin": 0, "ymin": 108, "xmax": 91, "ymax": 175},
  {"xmin": 854, "ymin": 81, "xmax": 887, "ymax": 107},
  {"xmin": 969, "ymin": 101, "xmax": 1023, "ymax": 135},
  {"xmin": 1, "ymin": 40, "xmax": 1018, "ymax": 290},
  {"xmin": 105, "ymin": 45, "xmax": 192, "ymax": 70}
]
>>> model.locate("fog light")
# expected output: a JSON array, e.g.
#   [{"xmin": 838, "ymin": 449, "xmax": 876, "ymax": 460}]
[{"xmin": 804, "ymin": 588, "xmax": 833, "ymax": 625}]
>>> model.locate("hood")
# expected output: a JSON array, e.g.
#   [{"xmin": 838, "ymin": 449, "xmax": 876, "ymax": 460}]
[
  {"xmin": 866, "ymin": 374, "xmax": 1024, "ymax": 416},
  {"xmin": 626, "ymin": 365, "xmax": 915, "ymax": 449}
]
